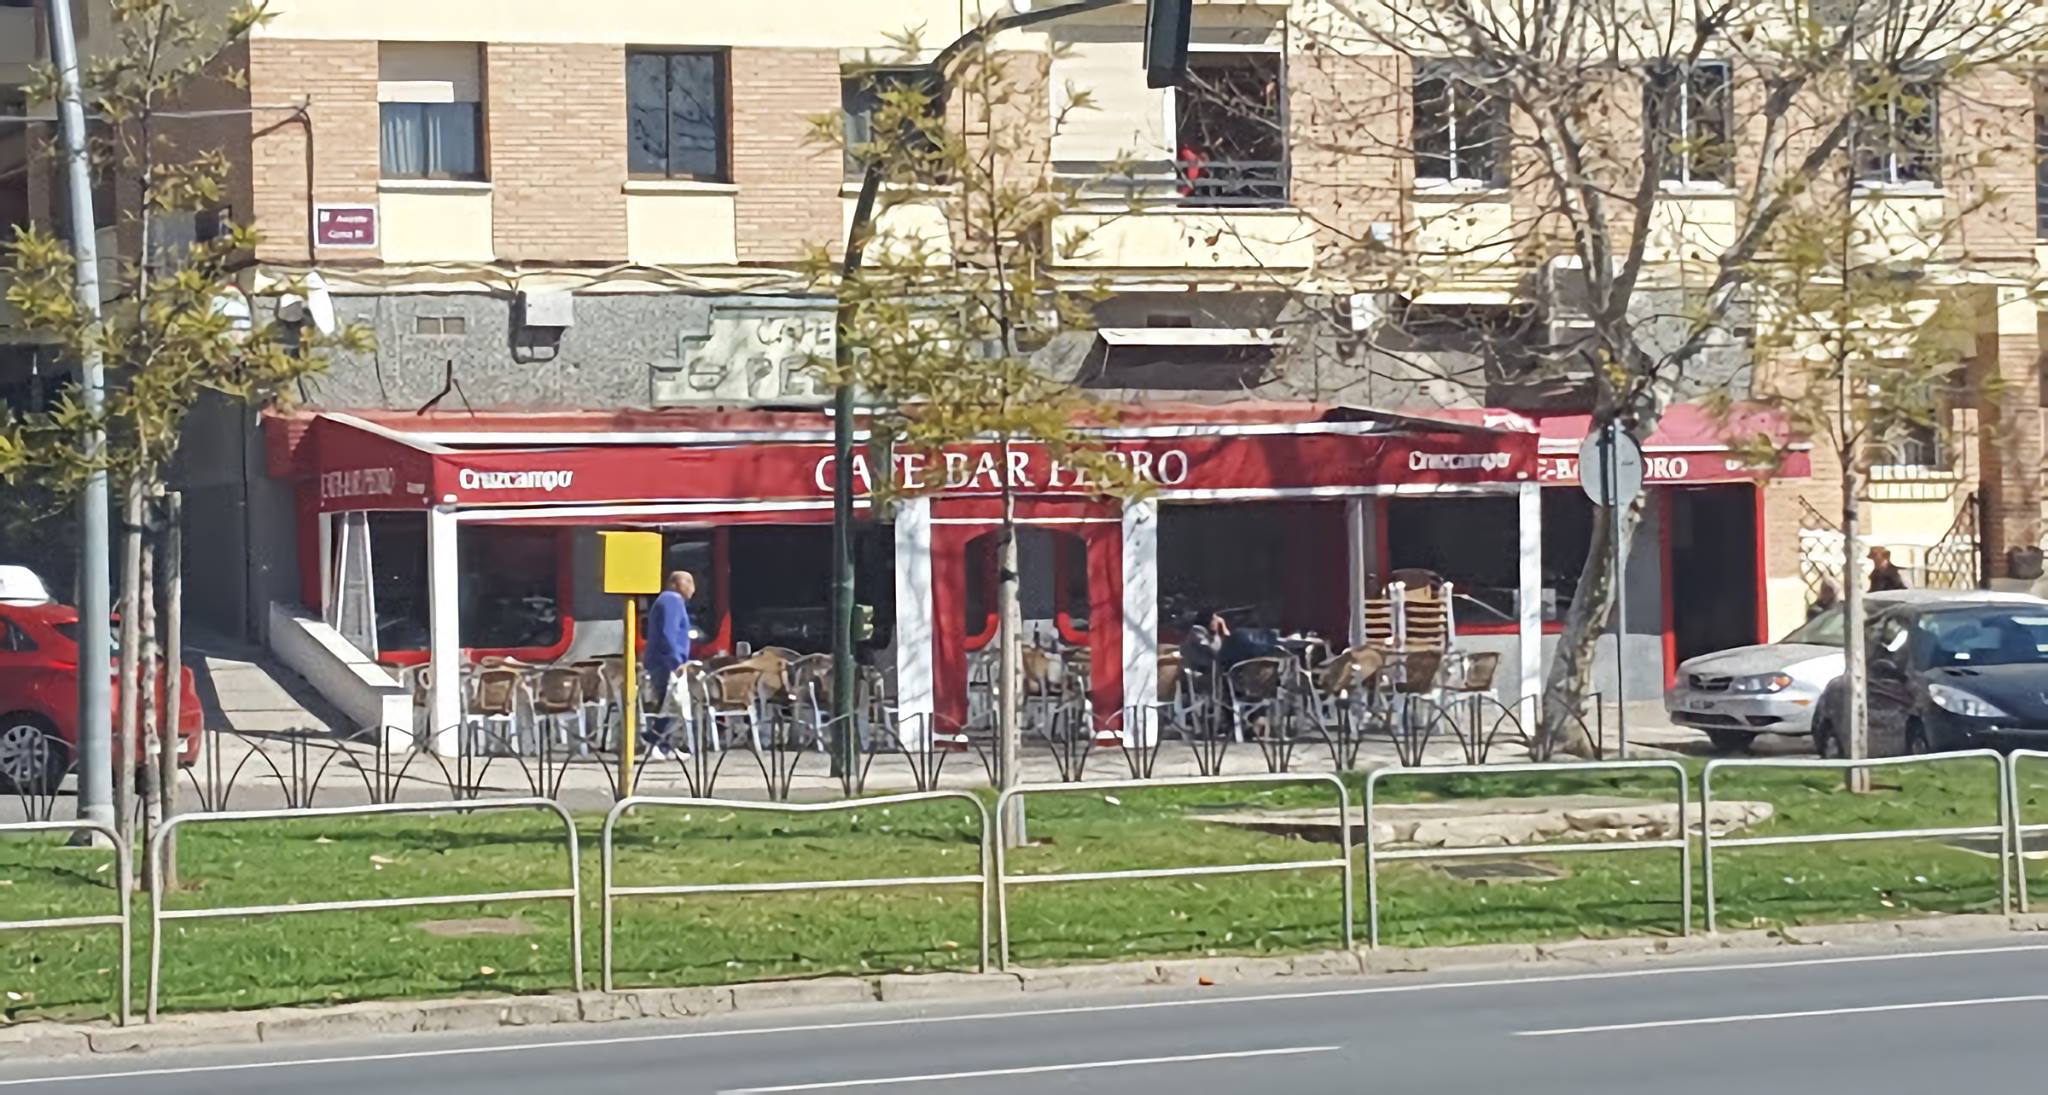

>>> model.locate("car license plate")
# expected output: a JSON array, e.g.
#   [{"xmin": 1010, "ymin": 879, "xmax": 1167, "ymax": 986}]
[{"xmin": 1691, "ymin": 701, "xmax": 1716, "ymax": 712}]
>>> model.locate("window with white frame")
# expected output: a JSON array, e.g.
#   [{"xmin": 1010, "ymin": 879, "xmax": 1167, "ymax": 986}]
[
  {"xmin": 1413, "ymin": 60, "xmax": 1508, "ymax": 187},
  {"xmin": 1852, "ymin": 67, "xmax": 1939, "ymax": 188},
  {"xmin": 378, "ymin": 42, "xmax": 484, "ymax": 181},
  {"xmin": 1645, "ymin": 61, "xmax": 1732, "ymax": 186}
]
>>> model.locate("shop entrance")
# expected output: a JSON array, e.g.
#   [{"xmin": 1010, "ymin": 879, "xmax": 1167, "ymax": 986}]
[{"xmin": 1667, "ymin": 484, "xmax": 1762, "ymax": 665}]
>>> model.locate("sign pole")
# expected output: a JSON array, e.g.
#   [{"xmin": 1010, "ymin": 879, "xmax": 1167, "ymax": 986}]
[
  {"xmin": 1605, "ymin": 422, "xmax": 1629, "ymax": 759},
  {"xmin": 620, "ymin": 597, "xmax": 637, "ymax": 798}
]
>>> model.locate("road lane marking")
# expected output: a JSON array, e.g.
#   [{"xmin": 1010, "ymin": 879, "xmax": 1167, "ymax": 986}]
[
  {"xmin": 1519, "ymin": 994, "xmax": 2048, "ymax": 1036},
  {"xmin": 6, "ymin": 943, "xmax": 2046, "ymax": 1086},
  {"xmin": 719, "ymin": 1046, "xmax": 1340, "ymax": 1092}
]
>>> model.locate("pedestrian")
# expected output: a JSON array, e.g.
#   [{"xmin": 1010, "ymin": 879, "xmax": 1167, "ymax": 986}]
[
  {"xmin": 1808, "ymin": 579, "xmax": 1840, "ymax": 619},
  {"xmin": 645, "ymin": 570, "xmax": 695, "ymax": 757},
  {"xmin": 1867, "ymin": 546, "xmax": 1907, "ymax": 593}
]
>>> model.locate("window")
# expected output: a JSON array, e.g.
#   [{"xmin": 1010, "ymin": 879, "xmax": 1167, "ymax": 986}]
[
  {"xmin": 2035, "ymin": 80, "xmax": 2048, "ymax": 238},
  {"xmin": 1645, "ymin": 61, "xmax": 1732, "ymax": 186},
  {"xmin": 1853, "ymin": 68, "xmax": 1939, "ymax": 187},
  {"xmin": 365, "ymin": 514, "xmax": 564, "ymax": 653},
  {"xmin": 0, "ymin": 621, "xmax": 34, "ymax": 653},
  {"xmin": 1413, "ymin": 60, "xmax": 1508, "ymax": 187},
  {"xmin": 841, "ymin": 66, "xmax": 942, "ymax": 179},
  {"xmin": 1174, "ymin": 50, "xmax": 1287, "ymax": 206},
  {"xmin": 628, "ymin": 50, "xmax": 728, "ymax": 181},
  {"xmin": 378, "ymin": 43, "xmax": 484, "ymax": 181},
  {"xmin": 1386, "ymin": 489, "xmax": 1595, "ymax": 625}
]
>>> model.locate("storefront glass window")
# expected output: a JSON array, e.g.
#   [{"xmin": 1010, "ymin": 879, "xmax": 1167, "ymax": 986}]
[
  {"xmin": 1386, "ymin": 489, "xmax": 1593, "ymax": 625},
  {"xmin": 365, "ymin": 514, "xmax": 564, "ymax": 653}
]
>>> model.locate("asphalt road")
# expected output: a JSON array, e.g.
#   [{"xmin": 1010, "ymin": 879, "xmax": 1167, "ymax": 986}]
[{"xmin": 7, "ymin": 941, "xmax": 2048, "ymax": 1093}]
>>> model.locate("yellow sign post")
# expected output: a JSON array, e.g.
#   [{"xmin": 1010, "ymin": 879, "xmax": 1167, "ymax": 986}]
[{"xmin": 599, "ymin": 531, "xmax": 663, "ymax": 798}]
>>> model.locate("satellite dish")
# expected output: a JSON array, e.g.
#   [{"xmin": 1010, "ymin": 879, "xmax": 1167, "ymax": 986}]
[
  {"xmin": 301, "ymin": 272, "xmax": 337, "ymax": 336},
  {"xmin": 277, "ymin": 272, "xmax": 338, "ymax": 336},
  {"xmin": 209, "ymin": 286, "xmax": 253, "ymax": 343}
]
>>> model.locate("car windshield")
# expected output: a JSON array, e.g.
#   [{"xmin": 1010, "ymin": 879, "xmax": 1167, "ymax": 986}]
[
  {"xmin": 1917, "ymin": 609, "xmax": 2048, "ymax": 668},
  {"xmin": 52, "ymin": 620, "xmax": 121, "ymax": 657},
  {"xmin": 1780, "ymin": 606, "xmax": 1845, "ymax": 646}
]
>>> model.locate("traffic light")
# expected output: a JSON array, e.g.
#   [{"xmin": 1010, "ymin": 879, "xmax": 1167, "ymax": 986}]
[{"xmin": 1144, "ymin": 0, "xmax": 1193, "ymax": 88}]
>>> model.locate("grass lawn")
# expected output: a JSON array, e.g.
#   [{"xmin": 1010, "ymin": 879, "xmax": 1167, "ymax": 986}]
[{"xmin": 4, "ymin": 754, "xmax": 2045, "ymax": 1024}]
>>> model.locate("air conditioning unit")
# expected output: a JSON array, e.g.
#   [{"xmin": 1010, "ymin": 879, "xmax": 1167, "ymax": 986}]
[
  {"xmin": 1538, "ymin": 256, "xmax": 1597, "ymax": 352},
  {"xmin": 518, "ymin": 289, "xmax": 576, "ymax": 329}
]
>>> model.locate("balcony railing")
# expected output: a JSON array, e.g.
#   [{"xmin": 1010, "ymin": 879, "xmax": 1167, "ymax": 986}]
[{"xmin": 1058, "ymin": 159, "xmax": 1290, "ymax": 209}]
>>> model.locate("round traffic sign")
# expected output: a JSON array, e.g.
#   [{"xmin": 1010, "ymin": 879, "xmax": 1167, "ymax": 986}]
[{"xmin": 1579, "ymin": 425, "xmax": 1644, "ymax": 508}]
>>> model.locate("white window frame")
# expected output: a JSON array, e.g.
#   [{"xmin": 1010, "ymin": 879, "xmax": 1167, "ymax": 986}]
[
  {"xmin": 1853, "ymin": 70, "xmax": 1941, "ymax": 191},
  {"xmin": 1649, "ymin": 60, "xmax": 1733, "ymax": 190},
  {"xmin": 1413, "ymin": 60, "xmax": 1507, "ymax": 190}
]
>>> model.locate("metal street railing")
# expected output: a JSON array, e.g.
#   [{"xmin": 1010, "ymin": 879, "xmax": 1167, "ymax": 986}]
[
  {"xmin": 0, "ymin": 818, "xmax": 130, "ymax": 1025},
  {"xmin": 1702, "ymin": 751, "xmax": 2010, "ymax": 933},
  {"xmin": 1366, "ymin": 761, "xmax": 1691, "ymax": 947},
  {"xmin": 2002, "ymin": 750, "xmax": 2048, "ymax": 914},
  {"xmin": 993, "ymin": 774, "xmax": 1353, "ymax": 969},
  {"xmin": 599, "ymin": 791, "xmax": 992, "ymax": 991},
  {"xmin": 147, "ymin": 798, "xmax": 583, "ymax": 1021}
]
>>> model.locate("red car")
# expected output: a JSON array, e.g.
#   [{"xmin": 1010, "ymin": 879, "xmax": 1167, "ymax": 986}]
[{"xmin": 0, "ymin": 600, "xmax": 202, "ymax": 794}]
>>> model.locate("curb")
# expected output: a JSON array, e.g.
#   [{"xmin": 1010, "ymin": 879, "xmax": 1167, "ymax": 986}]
[{"xmin": 6, "ymin": 911, "xmax": 2042, "ymax": 1061}]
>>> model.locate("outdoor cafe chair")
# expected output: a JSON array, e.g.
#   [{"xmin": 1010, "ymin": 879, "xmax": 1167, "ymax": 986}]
[
  {"xmin": 465, "ymin": 666, "xmax": 528, "ymax": 756},
  {"xmin": 531, "ymin": 667, "xmax": 591, "ymax": 755},
  {"xmin": 569, "ymin": 659, "xmax": 614, "ymax": 750},
  {"xmin": 702, "ymin": 661, "xmax": 772, "ymax": 752},
  {"xmin": 1224, "ymin": 656, "xmax": 1289, "ymax": 743}
]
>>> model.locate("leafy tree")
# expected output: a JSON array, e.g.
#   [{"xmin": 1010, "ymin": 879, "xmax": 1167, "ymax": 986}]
[
  {"xmin": 3, "ymin": 0, "xmax": 367, "ymax": 849},
  {"xmin": 812, "ymin": 27, "xmax": 1130, "ymax": 836}
]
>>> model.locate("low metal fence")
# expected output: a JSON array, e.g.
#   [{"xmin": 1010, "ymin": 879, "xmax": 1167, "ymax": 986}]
[
  {"xmin": 1365, "ymin": 761, "xmax": 1691, "ymax": 947},
  {"xmin": 2002, "ymin": 750, "xmax": 2048, "ymax": 914},
  {"xmin": 1702, "ymin": 751, "xmax": 2010, "ymax": 933},
  {"xmin": 599, "ymin": 791, "xmax": 992, "ymax": 992},
  {"xmin": 993, "ymin": 774, "xmax": 1354, "ymax": 968},
  {"xmin": 0, "ymin": 819, "xmax": 131, "ymax": 1025},
  {"xmin": 147, "ymin": 798, "xmax": 583, "ymax": 1021}
]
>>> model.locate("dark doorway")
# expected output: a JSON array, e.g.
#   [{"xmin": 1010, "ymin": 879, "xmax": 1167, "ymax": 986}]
[{"xmin": 1667, "ymin": 485, "xmax": 1761, "ymax": 666}]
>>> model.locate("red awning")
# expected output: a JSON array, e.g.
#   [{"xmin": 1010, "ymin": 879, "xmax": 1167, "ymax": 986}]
[
  {"xmin": 276, "ymin": 406, "xmax": 1543, "ymax": 515},
  {"xmin": 1433, "ymin": 404, "xmax": 1811, "ymax": 485}
]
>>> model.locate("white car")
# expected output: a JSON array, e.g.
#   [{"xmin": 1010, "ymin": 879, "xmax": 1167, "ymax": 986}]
[{"xmin": 1665, "ymin": 588, "xmax": 2047, "ymax": 753}]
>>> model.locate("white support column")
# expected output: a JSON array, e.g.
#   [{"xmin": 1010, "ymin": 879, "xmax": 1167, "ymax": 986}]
[
  {"xmin": 893, "ymin": 496, "xmax": 935, "ymax": 748},
  {"xmin": 427, "ymin": 505, "xmax": 463, "ymax": 756},
  {"xmin": 317, "ymin": 512, "xmax": 334, "ymax": 625},
  {"xmin": 1517, "ymin": 481, "xmax": 1543, "ymax": 726},
  {"xmin": 1345, "ymin": 497, "xmax": 1368, "ymax": 649},
  {"xmin": 1122, "ymin": 498, "xmax": 1159, "ymax": 746}
]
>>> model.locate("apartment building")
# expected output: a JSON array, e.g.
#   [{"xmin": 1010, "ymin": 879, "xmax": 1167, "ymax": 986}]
[{"xmin": 1, "ymin": 0, "xmax": 2042, "ymax": 729}]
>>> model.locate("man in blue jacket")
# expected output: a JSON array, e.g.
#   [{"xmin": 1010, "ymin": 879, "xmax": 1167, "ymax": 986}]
[{"xmin": 645, "ymin": 570, "xmax": 695, "ymax": 756}]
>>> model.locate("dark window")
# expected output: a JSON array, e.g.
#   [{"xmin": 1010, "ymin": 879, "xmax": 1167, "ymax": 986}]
[
  {"xmin": 1387, "ymin": 489, "xmax": 1594, "ymax": 624},
  {"xmin": 365, "ymin": 515, "xmax": 563, "ymax": 652},
  {"xmin": 1853, "ymin": 68, "xmax": 1939, "ymax": 187},
  {"xmin": 2035, "ymin": 82, "xmax": 2048, "ymax": 238},
  {"xmin": 1915, "ymin": 608, "xmax": 2048, "ymax": 668},
  {"xmin": 1645, "ymin": 61, "xmax": 1732, "ymax": 185},
  {"xmin": 379, "ymin": 101, "xmax": 483, "ymax": 180},
  {"xmin": 841, "ymin": 66, "xmax": 942, "ymax": 179},
  {"xmin": 0, "ymin": 621, "xmax": 34, "ymax": 653},
  {"xmin": 628, "ymin": 50, "xmax": 728, "ymax": 181},
  {"xmin": 1174, "ymin": 51, "xmax": 1287, "ymax": 206},
  {"xmin": 1414, "ymin": 59, "xmax": 1507, "ymax": 186}
]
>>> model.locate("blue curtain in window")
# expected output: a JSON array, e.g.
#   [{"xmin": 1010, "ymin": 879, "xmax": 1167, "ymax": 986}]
[{"xmin": 380, "ymin": 102, "xmax": 424, "ymax": 177}]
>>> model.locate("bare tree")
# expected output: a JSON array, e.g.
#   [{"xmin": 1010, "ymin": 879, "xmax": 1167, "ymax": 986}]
[{"xmin": 1287, "ymin": 0, "xmax": 2040, "ymax": 752}]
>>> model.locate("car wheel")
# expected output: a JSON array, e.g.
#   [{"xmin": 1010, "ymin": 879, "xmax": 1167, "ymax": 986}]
[
  {"xmin": 1812, "ymin": 712, "xmax": 1843, "ymax": 758},
  {"xmin": 0, "ymin": 715, "xmax": 69, "ymax": 796},
  {"xmin": 1706, "ymin": 729, "xmax": 1757, "ymax": 754},
  {"xmin": 1905, "ymin": 719, "xmax": 1936, "ymax": 756}
]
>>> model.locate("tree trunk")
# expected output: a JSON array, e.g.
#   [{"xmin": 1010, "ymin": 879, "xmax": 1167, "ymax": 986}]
[
  {"xmin": 159, "ymin": 492, "xmax": 183, "ymax": 888},
  {"xmin": 996, "ymin": 447, "xmax": 1026, "ymax": 848},
  {"xmin": 114, "ymin": 481, "xmax": 144, "ymax": 854},
  {"xmin": 1538, "ymin": 491, "xmax": 1648, "ymax": 758},
  {"xmin": 1841, "ymin": 462, "xmax": 1871, "ymax": 793}
]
